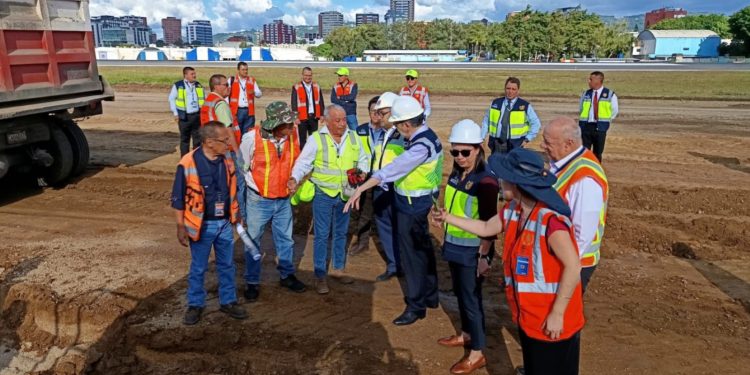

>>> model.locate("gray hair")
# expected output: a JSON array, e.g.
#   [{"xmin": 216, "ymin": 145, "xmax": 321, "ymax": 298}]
[
  {"xmin": 547, "ymin": 117, "xmax": 581, "ymax": 146},
  {"xmin": 209, "ymin": 74, "xmax": 227, "ymax": 91},
  {"xmin": 199, "ymin": 121, "xmax": 225, "ymax": 141},
  {"xmin": 324, "ymin": 104, "xmax": 346, "ymax": 118}
]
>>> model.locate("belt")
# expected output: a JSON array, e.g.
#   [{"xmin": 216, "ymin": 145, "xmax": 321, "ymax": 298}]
[{"xmin": 186, "ymin": 112, "xmax": 199, "ymax": 116}]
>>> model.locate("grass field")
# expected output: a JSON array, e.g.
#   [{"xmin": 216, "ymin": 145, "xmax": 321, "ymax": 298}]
[{"xmin": 99, "ymin": 66, "xmax": 750, "ymax": 100}]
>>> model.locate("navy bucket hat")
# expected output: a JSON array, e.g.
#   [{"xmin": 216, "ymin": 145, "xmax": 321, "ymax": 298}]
[{"xmin": 488, "ymin": 148, "xmax": 571, "ymax": 217}]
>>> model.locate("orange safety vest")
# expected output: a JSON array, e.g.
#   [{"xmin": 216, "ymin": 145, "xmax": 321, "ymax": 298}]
[
  {"xmin": 553, "ymin": 148, "xmax": 609, "ymax": 267},
  {"xmin": 178, "ymin": 148, "xmax": 240, "ymax": 241},
  {"xmin": 251, "ymin": 128, "xmax": 300, "ymax": 199},
  {"xmin": 501, "ymin": 201, "xmax": 585, "ymax": 342},
  {"xmin": 400, "ymin": 85, "xmax": 428, "ymax": 109},
  {"xmin": 334, "ymin": 80, "xmax": 356, "ymax": 96},
  {"xmin": 294, "ymin": 81, "xmax": 322, "ymax": 121},
  {"xmin": 229, "ymin": 75, "xmax": 256, "ymax": 116},
  {"xmin": 201, "ymin": 92, "xmax": 242, "ymax": 147}
]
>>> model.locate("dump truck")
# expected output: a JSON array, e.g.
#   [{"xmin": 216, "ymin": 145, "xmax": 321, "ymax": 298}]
[{"xmin": 0, "ymin": 0, "xmax": 114, "ymax": 184}]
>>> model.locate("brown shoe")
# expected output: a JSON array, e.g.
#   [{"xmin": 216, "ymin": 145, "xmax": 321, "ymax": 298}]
[
  {"xmin": 450, "ymin": 354, "xmax": 486, "ymax": 374},
  {"xmin": 316, "ymin": 277, "xmax": 330, "ymax": 294},
  {"xmin": 330, "ymin": 268, "xmax": 354, "ymax": 284},
  {"xmin": 438, "ymin": 335, "xmax": 471, "ymax": 348}
]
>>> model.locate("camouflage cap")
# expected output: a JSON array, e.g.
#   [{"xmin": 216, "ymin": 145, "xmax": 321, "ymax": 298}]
[{"xmin": 261, "ymin": 101, "xmax": 297, "ymax": 131}]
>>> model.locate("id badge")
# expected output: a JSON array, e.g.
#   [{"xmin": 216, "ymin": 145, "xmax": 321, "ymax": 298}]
[
  {"xmin": 214, "ymin": 202, "xmax": 225, "ymax": 217},
  {"xmin": 516, "ymin": 256, "xmax": 529, "ymax": 277}
]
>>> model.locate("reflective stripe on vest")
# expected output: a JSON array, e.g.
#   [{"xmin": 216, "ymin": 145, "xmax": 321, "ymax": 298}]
[
  {"xmin": 334, "ymin": 80, "xmax": 355, "ymax": 96},
  {"xmin": 251, "ymin": 128, "xmax": 300, "ymax": 198},
  {"xmin": 373, "ymin": 129, "xmax": 404, "ymax": 172},
  {"xmin": 444, "ymin": 180, "xmax": 481, "ymax": 247},
  {"xmin": 502, "ymin": 201, "xmax": 584, "ymax": 342},
  {"xmin": 553, "ymin": 149, "xmax": 608, "ymax": 267},
  {"xmin": 579, "ymin": 88, "xmax": 613, "ymax": 124},
  {"xmin": 310, "ymin": 130, "xmax": 360, "ymax": 199},
  {"xmin": 229, "ymin": 76, "xmax": 256, "ymax": 116},
  {"xmin": 295, "ymin": 82, "xmax": 322, "ymax": 121},
  {"xmin": 488, "ymin": 98, "xmax": 530, "ymax": 139},
  {"xmin": 174, "ymin": 81, "xmax": 205, "ymax": 112},
  {"xmin": 400, "ymin": 85, "xmax": 428, "ymax": 109},
  {"xmin": 395, "ymin": 130, "xmax": 443, "ymax": 198},
  {"xmin": 178, "ymin": 148, "xmax": 240, "ymax": 241}
]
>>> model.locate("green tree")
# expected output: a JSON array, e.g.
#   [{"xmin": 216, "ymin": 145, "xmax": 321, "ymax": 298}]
[
  {"xmin": 308, "ymin": 42, "xmax": 333, "ymax": 59},
  {"xmin": 466, "ymin": 22, "xmax": 488, "ymax": 55},
  {"xmin": 652, "ymin": 14, "xmax": 731, "ymax": 38},
  {"xmin": 425, "ymin": 19, "xmax": 466, "ymax": 50},
  {"xmin": 729, "ymin": 6, "xmax": 750, "ymax": 56}
]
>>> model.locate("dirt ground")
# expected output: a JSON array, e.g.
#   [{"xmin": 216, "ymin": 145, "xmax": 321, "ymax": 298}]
[{"xmin": 1, "ymin": 89, "xmax": 749, "ymax": 375}]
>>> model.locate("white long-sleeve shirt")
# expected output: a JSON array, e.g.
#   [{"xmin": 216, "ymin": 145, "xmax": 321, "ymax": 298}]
[
  {"xmin": 291, "ymin": 126, "xmax": 370, "ymax": 183},
  {"xmin": 550, "ymin": 146, "xmax": 604, "ymax": 258},
  {"xmin": 579, "ymin": 87, "xmax": 619, "ymax": 123},
  {"xmin": 372, "ymin": 124, "xmax": 430, "ymax": 189},
  {"xmin": 233, "ymin": 77, "xmax": 263, "ymax": 108},
  {"xmin": 168, "ymin": 80, "xmax": 204, "ymax": 116}
]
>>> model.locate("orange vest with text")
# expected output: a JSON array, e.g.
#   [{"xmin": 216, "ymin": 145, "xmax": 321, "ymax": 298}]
[
  {"xmin": 501, "ymin": 201, "xmax": 585, "ymax": 342},
  {"xmin": 251, "ymin": 128, "xmax": 300, "ymax": 199},
  {"xmin": 294, "ymin": 82, "xmax": 322, "ymax": 121},
  {"xmin": 201, "ymin": 92, "xmax": 242, "ymax": 147},
  {"xmin": 229, "ymin": 75, "xmax": 256, "ymax": 116},
  {"xmin": 178, "ymin": 148, "xmax": 240, "ymax": 241},
  {"xmin": 400, "ymin": 85, "xmax": 428, "ymax": 108}
]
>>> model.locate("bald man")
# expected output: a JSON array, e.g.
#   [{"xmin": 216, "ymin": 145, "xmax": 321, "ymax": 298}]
[{"xmin": 541, "ymin": 117, "xmax": 609, "ymax": 292}]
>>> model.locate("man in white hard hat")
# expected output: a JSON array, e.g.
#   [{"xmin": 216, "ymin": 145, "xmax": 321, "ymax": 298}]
[{"xmin": 345, "ymin": 96, "xmax": 444, "ymax": 326}]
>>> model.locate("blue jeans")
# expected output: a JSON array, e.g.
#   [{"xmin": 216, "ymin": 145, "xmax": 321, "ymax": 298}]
[
  {"xmin": 373, "ymin": 186, "xmax": 400, "ymax": 274},
  {"xmin": 187, "ymin": 219, "xmax": 238, "ymax": 307},
  {"xmin": 233, "ymin": 154, "xmax": 247, "ymax": 222},
  {"xmin": 236, "ymin": 107, "xmax": 255, "ymax": 134},
  {"xmin": 244, "ymin": 188, "xmax": 296, "ymax": 284},
  {"xmin": 312, "ymin": 187, "xmax": 350, "ymax": 278},
  {"xmin": 346, "ymin": 114, "xmax": 358, "ymax": 130}
]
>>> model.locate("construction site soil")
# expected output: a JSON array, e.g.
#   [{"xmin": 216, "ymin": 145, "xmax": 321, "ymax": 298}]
[{"xmin": 1, "ymin": 89, "xmax": 749, "ymax": 375}]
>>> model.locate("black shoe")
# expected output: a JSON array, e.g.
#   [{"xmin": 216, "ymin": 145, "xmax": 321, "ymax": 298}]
[
  {"xmin": 427, "ymin": 301, "xmax": 440, "ymax": 309},
  {"xmin": 183, "ymin": 306, "xmax": 203, "ymax": 325},
  {"xmin": 280, "ymin": 275, "xmax": 306, "ymax": 293},
  {"xmin": 392, "ymin": 311, "xmax": 425, "ymax": 326},
  {"xmin": 376, "ymin": 271, "xmax": 397, "ymax": 282},
  {"xmin": 220, "ymin": 303, "xmax": 248, "ymax": 320},
  {"xmin": 244, "ymin": 284, "xmax": 259, "ymax": 302}
]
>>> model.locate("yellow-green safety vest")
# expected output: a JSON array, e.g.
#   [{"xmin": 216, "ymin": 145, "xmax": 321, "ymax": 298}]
[
  {"xmin": 394, "ymin": 129, "xmax": 443, "ymax": 198},
  {"xmin": 488, "ymin": 97, "xmax": 530, "ymax": 139},
  {"xmin": 310, "ymin": 130, "xmax": 361, "ymax": 200},
  {"xmin": 174, "ymin": 80, "xmax": 205, "ymax": 113},
  {"xmin": 443, "ymin": 170, "xmax": 492, "ymax": 247},
  {"xmin": 373, "ymin": 128, "xmax": 405, "ymax": 172}
]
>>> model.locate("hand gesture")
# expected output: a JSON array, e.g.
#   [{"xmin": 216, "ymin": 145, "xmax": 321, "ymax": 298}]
[
  {"xmin": 174, "ymin": 116, "xmax": 180, "ymax": 124},
  {"xmin": 542, "ymin": 311, "xmax": 564, "ymax": 340},
  {"xmin": 343, "ymin": 188, "xmax": 362, "ymax": 213},
  {"xmin": 477, "ymin": 257, "xmax": 491, "ymax": 277},
  {"xmin": 430, "ymin": 207, "xmax": 447, "ymax": 228},
  {"xmin": 287, "ymin": 178, "xmax": 298, "ymax": 193},
  {"xmin": 176, "ymin": 225, "xmax": 189, "ymax": 247}
]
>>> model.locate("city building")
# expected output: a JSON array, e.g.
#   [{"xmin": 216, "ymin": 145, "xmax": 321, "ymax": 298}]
[
  {"xmin": 186, "ymin": 20, "xmax": 213, "ymax": 46},
  {"xmin": 318, "ymin": 11, "xmax": 344, "ymax": 38},
  {"xmin": 636, "ymin": 29, "xmax": 720, "ymax": 58},
  {"xmin": 295, "ymin": 25, "xmax": 319, "ymax": 41},
  {"xmin": 91, "ymin": 15, "xmax": 151, "ymax": 47},
  {"xmin": 645, "ymin": 7, "xmax": 687, "ymax": 28},
  {"xmin": 600, "ymin": 14, "xmax": 646, "ymax": 32},
  {"xmin": 356, "ymin": 13, "xmax": 379, "ymax": 26},
  {"xmin": 161, "ymin": 17, "xmax": 182, "ymax": 45},
  {"xmin": 263, "ymin": 20, "xmax": 296, "ymax": 44},
  {"xmin": 389, "ymin": 0, "xmax": 414, "ymax": 22},
  {"xmin": 556, "ymin": 5, "xmax": 582, "ymax": 14},
  {"xmin": 469, "ymin": 18, "xmax": 489, "ymax": 26}
]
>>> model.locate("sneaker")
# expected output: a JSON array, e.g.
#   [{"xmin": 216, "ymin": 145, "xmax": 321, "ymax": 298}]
[
  {"xmin": 315, "ymin": 277, "xmax": 330, "ymax": 294},
  {"xmin": 183, "ymin": 306, "xmax": 203, "ymax": 325},
  {"xmin": 280, "ymin": 275, "xmax": 306, "ymax": 293},
  {"xmin": 330, "ymin": 268, "xmax": 354, "ymax": 284},
  {"xmin": 244, "ymin": 284, "xmax": 259, "ymax": 302},
  {"xmin": 220, "ymin": 303, "xmax": 248, "ymax": 320}
]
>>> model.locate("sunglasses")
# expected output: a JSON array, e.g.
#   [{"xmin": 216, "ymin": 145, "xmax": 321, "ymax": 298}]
[
  {"xmin": 405, "ymin": 76, "xmax": 416, "ymax": 80},
  {"xmin": 450, "ymin": 149, "xmax": 473, "ymax": 157}
]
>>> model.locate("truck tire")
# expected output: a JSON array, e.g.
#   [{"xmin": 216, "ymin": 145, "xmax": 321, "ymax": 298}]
[
  {"xmin": 57, "ymin": 118, "xmax": 89, "ymax": 177},
  {"xmin": 43, "ymin": 126, "xmax": 74, "ymax": 185}
]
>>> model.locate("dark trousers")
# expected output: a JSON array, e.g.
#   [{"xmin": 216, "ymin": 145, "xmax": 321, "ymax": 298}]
[
  {"xmin": 235, "ymin": 107, "xmax": 255, "ymax": 134},
  {"xmin": 488, "ymin": 137, "xmax": 525, "ymax": 155},
  {"xmin": 581, "ymin": 123, "xmax": 607, "ymax": 161},
  {"xmin": 298, "ymin": 117, "xmax": 319, "ymax": 149},
  {"xmin": 348, "ymin": 189, "xmax": 374, "ymax": 253},
  {"xmin": 178, "ymin": 113, "xmax": 201, "ymax": 156},
  {"xmin": 581, "ymin": 266, "xmax": 596, "ymax": 295},
  {"xmin": 373, "ymin": 187, "xmax": 400, "ymax": 274},
  {"xmin": 449, "ymin": 261, "xmax": 486, "ymax": 350},
  {"xmin": 519, "ymin": 328, "xmax": 580, "ymax": 375},
  {"xmin": 396, "ymin": 208, "xmax": 438, "ymax": 314}
]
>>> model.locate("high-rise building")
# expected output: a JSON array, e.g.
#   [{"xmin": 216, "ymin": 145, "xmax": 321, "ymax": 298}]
[
  {"xmin": 318, "ymin": 11, "xmax": 344, "ymax": 38},
  {"xmin": 186, "ymin": 20, "xmax": 213, "ymax": 46},
  {"xmin": 263, "ymin": 20, "xmax": 296, "ymax": 44},
  {"xmin": 91, "ymin": 15, "xmax": 151, "ymax": 47},
  {"xmin": 355, "ymin": 13, "xmax": 379, "ymax": 26},
  {"xmin": 295, "ymin": 25, "xmax": 319, "ymax": 41},
  {"xmin": 161, "ymin": 17, "xmax": 182, "ymax": 45},
  {"xmin": 645, "ymin": 7, "xmax": 687, "ymax": 28},
  {"xmin": 389, "ymin": 0, "xmax": 414, "ymax": 23}
]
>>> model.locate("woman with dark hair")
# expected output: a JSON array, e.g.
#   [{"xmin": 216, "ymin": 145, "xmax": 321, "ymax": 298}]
[
  {"xmin": 432, "ymin": 148, "xmax": 584, "ymax": 375},
  {"xmin": 438, "ymin": 120, "xmax": 499, "ymax": 374}
]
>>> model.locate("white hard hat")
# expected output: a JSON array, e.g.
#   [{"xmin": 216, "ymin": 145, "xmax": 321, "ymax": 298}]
[
  {"xmin": 374, "ymin": 92, "xmax": 399, "ymax": 110},
  {"xmin": 388, "ymin": 96, "xmax": 424, "ymax": 123},
  {"xmin": 449, "ymin": 119, "xmax": 483, "ymax": 144}
]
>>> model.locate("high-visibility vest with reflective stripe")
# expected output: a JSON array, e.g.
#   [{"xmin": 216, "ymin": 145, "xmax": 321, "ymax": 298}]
[
  {"xmin": 174, "ymin": 80, "xmax": 205, "ymax": 118},
  {"xmin": 251, "ymin": 128, "xmax": 300, "ymax": 199},
  {"xmin": 373, "ymin": 128, "xmax": 404, "ymax": 172},
  {"xmin": 178, "ymin": 148, "xmax": 240, "ymax": 241},
  {"xmin": 399, "ymin": 85, "xmax": 428, "ymax": 109},
  {"xmin": 229, "ymin": 75, "xmax": 256, "ymax": 116},
  {"xmin": 355, "ymin": 123, "xmax": 374, "ymax": 165},
  {"xmin": 310, "ymin": 130, "xmax": 361, "ymax": 200},
  {"xmin": 201, "ymin": 92, "xmax": 242, "ymax": 147},
  {"xmin": 294, "ymin": 82, "xmax": 322, "ymax": 121},
  {"xmin": 502, "ymin": 201, "xmax": 585, "ymax": 342},
  {"xmin": 394, "ymin": 128, "xmax": 443, "ymax": 198},
  {"xmin": 488, "ymin": 97, "xmax": 530, "ymax": 139},
  {"xmin": 553, "ymin": 148, "xmax": 609, "ymax": 267},
  {"xmin": 579, "ymin": 88, "xmax": 613, "ymax": 131},
  {"xmin": 443, "ymin": 168, "xmax": 493, "ymax": 247},
  {"xmin": 334, "ymin": 80, "xmax": 356, "ymax": 96}
]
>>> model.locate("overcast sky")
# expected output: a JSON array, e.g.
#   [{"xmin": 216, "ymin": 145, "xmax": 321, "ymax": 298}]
[{"xmin": 90, "ymin": 0, "xmax": 748, "ymax": 34}]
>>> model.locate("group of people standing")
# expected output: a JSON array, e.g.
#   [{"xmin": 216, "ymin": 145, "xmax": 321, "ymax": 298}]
[{"xmin": 169, "ymin": 63, "xmax": 616, "ymax": 375}]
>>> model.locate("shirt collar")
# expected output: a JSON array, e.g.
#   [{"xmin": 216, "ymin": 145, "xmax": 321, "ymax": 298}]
[
  {"xmin": 319, "ymin": 125, "xmax": 351, "ymax": 136},
  {"xmin": 551, "ymin": 146, "xmax": 585, "ymax": 173}
]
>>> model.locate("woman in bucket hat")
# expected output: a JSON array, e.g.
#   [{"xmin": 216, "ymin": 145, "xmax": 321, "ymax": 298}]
[{"xmin": 432, "ymin": 148, "xmax": 584, "ymax": 375}]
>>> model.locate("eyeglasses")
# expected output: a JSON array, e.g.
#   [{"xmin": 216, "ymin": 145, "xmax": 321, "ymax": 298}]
[
  {"xmin": 209, "ymin": 137, "xmax": 229, "ymax": 146},
  {"xmin": 370, "ymin": 110, "xmax": 382, "ymax": 116},
  {"xmin": 450, "ymin": 149, "xmax": 472, "ymax": 157},
  {"xmin": 405, "ymin": 76, "xmax": 416, "ymax": 81},
  {"xmin": 378, "ymin": 110, "xmax": 391, "ymax": 117}
]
